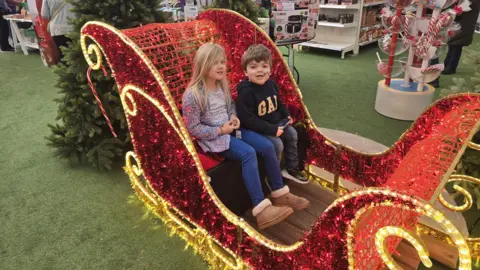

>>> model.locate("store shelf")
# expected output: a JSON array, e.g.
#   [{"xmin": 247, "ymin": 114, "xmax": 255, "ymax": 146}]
[
  {"xmin": 300, "ymin": 40, "xmax": 355, "ymax": 51},
  {"xmin": 319, "ymin": 4, "xmax": 360, "ymax": 9},
  {"xmin": 363, "ymin": 1, "xmax": 386, "ymax": 6},
  {"xmin": 359, "ymin": 38, "xmax": 380, "ymax": 46},
  {"xmin": 309, "ymin": 0, "xmax": 385, "ymax": 58},
  {"xmin": 317, "ymin": 21, "xmax": 357, "ymax": 28},
  {"xmin": 361, "ymin": 24, "xmax": 382, "ymax": 30}
]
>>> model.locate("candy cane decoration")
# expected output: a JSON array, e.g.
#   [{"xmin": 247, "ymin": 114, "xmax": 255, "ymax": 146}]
[
  {"xmin": 422, "ymin": 63, "xmax": 444, "ymax": 74},
  {"xmin": 383, "ymin": 35, "xmax": 391, "ymax": 52}
]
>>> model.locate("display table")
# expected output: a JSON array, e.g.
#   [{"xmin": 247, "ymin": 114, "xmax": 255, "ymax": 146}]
[
  {"xmin": 3, "ymin": 15, "xmax": 39, "ymax": 55},
  {"xmin": 277, "ymin": 40, "xmax": 302, "ymax": 83}
]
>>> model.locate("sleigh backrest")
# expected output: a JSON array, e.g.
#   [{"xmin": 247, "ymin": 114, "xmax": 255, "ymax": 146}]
[
  {"xmin": 121, "ymin": 20, "xmax": 221, "ymax": 108},
  {"xmin": 120, "ymin": 10, "xmax": 307, "ymax": 120}
]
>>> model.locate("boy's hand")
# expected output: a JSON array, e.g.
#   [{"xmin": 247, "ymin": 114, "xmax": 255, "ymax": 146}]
[
  {"xmin": 230, "ymin": 115, "xmax": 240, "ymax": 129},
  {"xmin": 276, "ymin": 127, "xmax": 284, "ymax": 137}
]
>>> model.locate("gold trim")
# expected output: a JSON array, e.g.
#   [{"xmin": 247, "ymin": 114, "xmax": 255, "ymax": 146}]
[
  {"xmin": 305, "ymin": 165, "xmax": 349, "ymax": 195},
  {"xmin": 121, "ymin": 85, "xmax": 183, "ymax": 138},
  {"xmin": 438, "ymin": 174, "xmax": 480, "ymax": 212},
  {"xmin": 468, "ymin": 141, "xmax": 480, "ymax": 150},
  {"xmin": 375, "ymin": 226, "xmax": 432, "ymax": 269},
  {"xmin": 125, "ymin": 159, "xmax": 245, "ymax": 269}
]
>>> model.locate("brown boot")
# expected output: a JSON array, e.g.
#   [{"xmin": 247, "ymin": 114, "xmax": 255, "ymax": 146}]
[
  {"xmin": 253, "ymin": 199, "xmax": 293, "ymax": 230},
  {"xmin": 271, "ymin": 186, "xmax": 310, "ymax": 210}
]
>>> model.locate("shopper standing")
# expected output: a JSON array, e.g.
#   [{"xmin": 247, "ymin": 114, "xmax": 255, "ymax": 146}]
[
  {"xmin": 443, "ymin": 0, "xmax": 480, "ymax": 74},
  {"xmin": 0, "ymin": 0, "xmax": 17, "ymax": 51},
  {"xmin": 41, "ymin": 0, "xmax": 73, "ymax": 62}
]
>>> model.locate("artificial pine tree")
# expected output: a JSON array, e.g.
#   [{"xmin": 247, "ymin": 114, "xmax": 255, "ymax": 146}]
[
  {"xmin": 46, "ymin": 0, "xmax": 166, "ymax": 170},
  {"xmin": 211, "ymin": 0, "xmax": 260, "ymax": 23}
]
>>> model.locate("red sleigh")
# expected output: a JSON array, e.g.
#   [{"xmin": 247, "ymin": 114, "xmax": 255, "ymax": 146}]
[{"xmin": 80, "ymin": 9, "xmax": 480, "ymax": 269}]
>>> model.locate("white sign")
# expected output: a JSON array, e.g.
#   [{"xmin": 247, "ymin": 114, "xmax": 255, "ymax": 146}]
[{"xmin": 184, "ymin": 6, "xmax": 198, "ymax": 21}]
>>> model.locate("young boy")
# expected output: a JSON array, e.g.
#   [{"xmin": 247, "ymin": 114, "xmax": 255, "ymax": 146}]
[{"xmin": 236, "ymin": 44, "xmax": 308, "ymax": 184}]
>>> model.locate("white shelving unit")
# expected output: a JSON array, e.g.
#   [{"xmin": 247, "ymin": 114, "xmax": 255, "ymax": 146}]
[
  {"xmin": 300, "ymin": 0, "xmax": 385, "ymax": 59},
  {"xmin": 317, "ymin": 21, "xmax": 357, "ymax": 27}
]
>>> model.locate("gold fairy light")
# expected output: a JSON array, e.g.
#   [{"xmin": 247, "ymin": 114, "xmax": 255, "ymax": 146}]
[
  {"xmin": 375, "ymin": 226, "xmax": 432, "ymax": 269},
  {"xmin": 438, "ymin": 174, "xmax": 480, "ymax": 212}
]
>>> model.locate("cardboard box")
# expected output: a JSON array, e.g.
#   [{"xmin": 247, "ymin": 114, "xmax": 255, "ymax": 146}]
[
  {"xmin": 273, "ymin": 10, "xmax": 310, "ymax": 43},
  {"xmin": 272, "ymin": 0, "xmax": 314, "ymax": 10}
]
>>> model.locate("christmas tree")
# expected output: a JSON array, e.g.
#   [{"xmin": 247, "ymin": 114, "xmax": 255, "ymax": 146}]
[
  {"xmin": 46, "ymin": 0, "xmax": 166, "ymax": 170},
  {"xmin": 211, "ymin": 0, "xmax": 260, "ymax": 23}
]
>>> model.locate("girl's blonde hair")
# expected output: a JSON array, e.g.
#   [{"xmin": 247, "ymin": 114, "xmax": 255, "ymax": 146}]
[{"xmin": 186, "ymin": 43, "xmax": 231, "ymax": 112}]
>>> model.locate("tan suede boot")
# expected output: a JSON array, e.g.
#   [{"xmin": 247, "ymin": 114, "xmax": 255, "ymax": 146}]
[
  {"xmin": 271, "ymin": 186, "xmax": 310, "ymax": 210},
  {"xmin": 253, "ymin": 199, "xmax": 293, "ymax": 230}
]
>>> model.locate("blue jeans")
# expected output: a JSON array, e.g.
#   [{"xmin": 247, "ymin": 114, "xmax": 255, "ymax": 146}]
[
  {"xmin": 443, "ymin": 45, "xmax": 463, "ymax": 72},
  {"xmin": 219, "ymin": 128, "xmax": 285, "ymax": 206},
  {"xmin": 265, "ymin": 125, "xmax": 299, "ymax": 171}
]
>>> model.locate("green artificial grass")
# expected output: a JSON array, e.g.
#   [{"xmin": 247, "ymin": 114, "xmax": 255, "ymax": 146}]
[{"xmin": 0, "ymin": 37, "xmax": 479, "ymax": 269}]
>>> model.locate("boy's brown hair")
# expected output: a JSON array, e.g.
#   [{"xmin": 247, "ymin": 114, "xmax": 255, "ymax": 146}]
[{"xmin": 241, "ymin": 44, "xmax": 272, "ymax": 71}]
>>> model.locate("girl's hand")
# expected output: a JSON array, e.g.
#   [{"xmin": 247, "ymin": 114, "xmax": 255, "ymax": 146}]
[
  {"xmin": 288, "ymin": 116, "xmax": 293, "ymax": 125},
  {"xmin": 218, "ymin": 120, "xmax": 235, "ymax": 135},
  {"xmin": 276, "ymin": 127, "xmax": 284, "ymax": 137},
  {"xmin": 230, "ymin": 115, "xmax": 240, "ymax": 129}
]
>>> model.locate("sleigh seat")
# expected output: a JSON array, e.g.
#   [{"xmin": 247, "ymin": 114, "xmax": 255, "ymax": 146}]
[{"xmin": 81, "ymin": 9, "xmax": 480, "ymax": 270}]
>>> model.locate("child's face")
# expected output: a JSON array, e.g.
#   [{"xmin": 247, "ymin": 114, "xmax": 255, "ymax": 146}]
[
  {"xmin": 245, "ymin": 60, "xmax": 271, "ymax": 85},
  {"xmin": 207, "ymin": 57, "xmax": 227, "ymax": 81}
]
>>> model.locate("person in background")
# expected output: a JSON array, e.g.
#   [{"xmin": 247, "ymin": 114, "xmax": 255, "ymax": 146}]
[
  {"xmin": 41, "ymin": 0, "xmax": 73, "ymax": 61},
  {"xmin": 0, "ymin": 0, "xmax": 21, "ymax": 51},
  {"xmin": 443, "ymin": 0, "xmax": 480, "ymax": 74}
]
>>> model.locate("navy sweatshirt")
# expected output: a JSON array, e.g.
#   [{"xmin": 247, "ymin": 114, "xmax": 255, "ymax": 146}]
[{"xmin": 236, "ymin": 78, "xmax": 290, "ymax": 136}]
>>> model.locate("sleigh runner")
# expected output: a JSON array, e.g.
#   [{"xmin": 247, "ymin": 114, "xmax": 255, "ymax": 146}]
[{"xmin": 81, "ymin": 9, "xmax": 480, "ymax": 269}]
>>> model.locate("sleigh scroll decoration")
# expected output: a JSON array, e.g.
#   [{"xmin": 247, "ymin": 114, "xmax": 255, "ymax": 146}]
[{"xmin": 80, "ymin": 9, "xmax": 480, "ymax": 269}]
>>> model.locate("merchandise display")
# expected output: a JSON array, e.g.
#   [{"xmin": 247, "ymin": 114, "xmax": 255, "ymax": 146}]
[
  {"xmin": 300, "ymin": 0, "xmax": 386, "ymax": 59},
  {"xmin": 79, "ymin": 8, "xmax": 480, "ymax": 270},
  {"xmin": 271, "ymin": 0, "xmax": 319, "ymax": 45}
]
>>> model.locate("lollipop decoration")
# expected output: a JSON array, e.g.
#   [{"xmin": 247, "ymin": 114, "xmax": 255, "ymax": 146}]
[
  {"xmin": 376, "ymin": 0, "xmax": 471, "ymax": 89},
  {"xmin": 380, "ymin": 0, "xmax": 411, "ymax": 86},
  {"xmin": 376, "ymin": 52, "xmax": 389, "ymax": 76},
  {"xmin": 374, "ymin": 0, "xmax": 472, "ymax": 121}
]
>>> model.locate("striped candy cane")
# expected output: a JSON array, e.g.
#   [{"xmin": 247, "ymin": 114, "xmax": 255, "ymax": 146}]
[{"xmin": 422, "ymin": 63, "xmax": 445, "ymax": 74}]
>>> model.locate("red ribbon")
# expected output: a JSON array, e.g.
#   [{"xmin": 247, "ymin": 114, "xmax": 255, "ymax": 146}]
[
  {"xmin": 454, "ymin": 6, "xmax": 463, "ymax": 14},
  {"xmin": 87, "ymin": 65, "xmax": 118, "ymax": 138}
]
